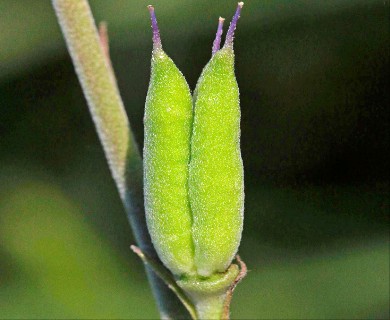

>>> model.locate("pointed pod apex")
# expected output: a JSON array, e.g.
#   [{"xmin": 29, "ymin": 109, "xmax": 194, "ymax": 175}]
[
  {"xmin": 224, "ymin": 2, "xmax": 244, "ymax": 48},
  {"xmin": 147, "ymin": 5, "xmax": 162, "ymax": 50},
  {"xmin": 212, "ymin": 17, "xmax": 225, "ymax": 56}
]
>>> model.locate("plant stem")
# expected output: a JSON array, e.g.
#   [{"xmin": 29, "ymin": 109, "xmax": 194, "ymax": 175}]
[
  {"xmin": 51, "ymin": 0, "xmax": 190, "ymax": 318},
  {"xmin": 194, "ymin": 293, "xmax": 227, "ymax": 320}
]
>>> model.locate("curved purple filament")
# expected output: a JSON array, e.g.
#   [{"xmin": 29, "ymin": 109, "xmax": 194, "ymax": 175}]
[
  {"xmin": 212, "ymin": 17, "xmax": 225, "ymax": 56},
  {"xmin": 224, "ymin": 2, "xmax": 244, "ymax": 48},
  {"xmin": 147, "ymin": 5, "xmax": 162, "ymax": 50}
]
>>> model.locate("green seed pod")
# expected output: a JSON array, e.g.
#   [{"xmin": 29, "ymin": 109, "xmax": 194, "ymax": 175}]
[
  {"xmin": 189, "ymin": 3, "xmax": 244, "ymax": 277},
  {"xmin": 144, "ymin": 6, "xmax": 195, "ymax": 276}
]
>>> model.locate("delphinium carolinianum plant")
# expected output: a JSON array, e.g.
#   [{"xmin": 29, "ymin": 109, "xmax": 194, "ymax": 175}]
[{"xmin": 52, "ymin": 1, "xmax": 246, "ymax": 319}]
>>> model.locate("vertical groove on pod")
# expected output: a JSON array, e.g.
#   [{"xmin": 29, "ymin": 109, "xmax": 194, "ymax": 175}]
[
  {"xmin": 186, "ymin": 16, "xmax": 228, "ymax": 262},
  {"xmin": 187, "ymin": 16, "xmax": 228, "ymax": 276}
]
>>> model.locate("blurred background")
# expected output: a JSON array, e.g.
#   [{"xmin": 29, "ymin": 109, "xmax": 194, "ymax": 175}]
[{"xmin": 0, "ymin": 0, "xmax": 389, "ymax": 318}]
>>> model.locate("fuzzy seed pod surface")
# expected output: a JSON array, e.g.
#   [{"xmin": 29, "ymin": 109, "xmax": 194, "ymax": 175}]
[
  {"xmin": 144, "ymin": 3, "xmax": 244, "ymax": 279},
  {"xmin": 189, "ymin": 45, "xmax": 244, "ymax": 277},
  {"xmin": 144, "ymin": 44, "xmax": 195, "ymax": 276}
]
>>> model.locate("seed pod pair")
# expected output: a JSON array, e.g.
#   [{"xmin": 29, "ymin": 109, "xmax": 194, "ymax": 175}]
[{"xmin": 144, "ymin": 3, "xmax": 244, "ymax": 278}]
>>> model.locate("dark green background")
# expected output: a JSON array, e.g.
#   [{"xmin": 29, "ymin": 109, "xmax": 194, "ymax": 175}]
[{"xmin": 0, "ymin": 0, "xmax": 389, "ymax": 318}]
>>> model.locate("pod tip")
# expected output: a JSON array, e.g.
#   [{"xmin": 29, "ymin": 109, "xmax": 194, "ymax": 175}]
[
  {"xmin": 212, "ymin": 16, "xmax": 226, "ymax": 55},
  {"xmin": 147, "ymin": 5, "xmax": 162, "ymax": 50},
  {"xmin": 224, "ymin": 2, "xmax": 244, "ymax": 48}
]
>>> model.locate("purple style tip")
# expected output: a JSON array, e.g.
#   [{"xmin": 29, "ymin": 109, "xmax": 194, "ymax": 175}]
[
  {"xmin": 147, "ymin": 5, "xmax": 162, "ymax": 50},
  {"xmin": 224, "ymin": 2, "xmax": 244, "ymax": 48},
  {"xmin": 212, "ymin": 17, "xmax": 225, "ymax": 56}
]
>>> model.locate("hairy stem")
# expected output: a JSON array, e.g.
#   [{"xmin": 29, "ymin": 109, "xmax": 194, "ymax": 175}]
[{"xmin": 51, "ymin": 0, "xmax": 190, "ymax": 318}]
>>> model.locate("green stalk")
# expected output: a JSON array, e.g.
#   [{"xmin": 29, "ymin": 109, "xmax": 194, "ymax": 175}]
[
  {"xmin": 193, "ymin": 293, "xmax": 227, "ymax": 320},
  {"xmin": 51, "ymin": 0, "xmax": 190, "ymax": 318}
]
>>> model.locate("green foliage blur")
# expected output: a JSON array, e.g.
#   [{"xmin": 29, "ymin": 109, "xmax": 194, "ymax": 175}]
[{"xmin": 0, "ymin": 0, "xmax": 388, "ymax": 318}]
